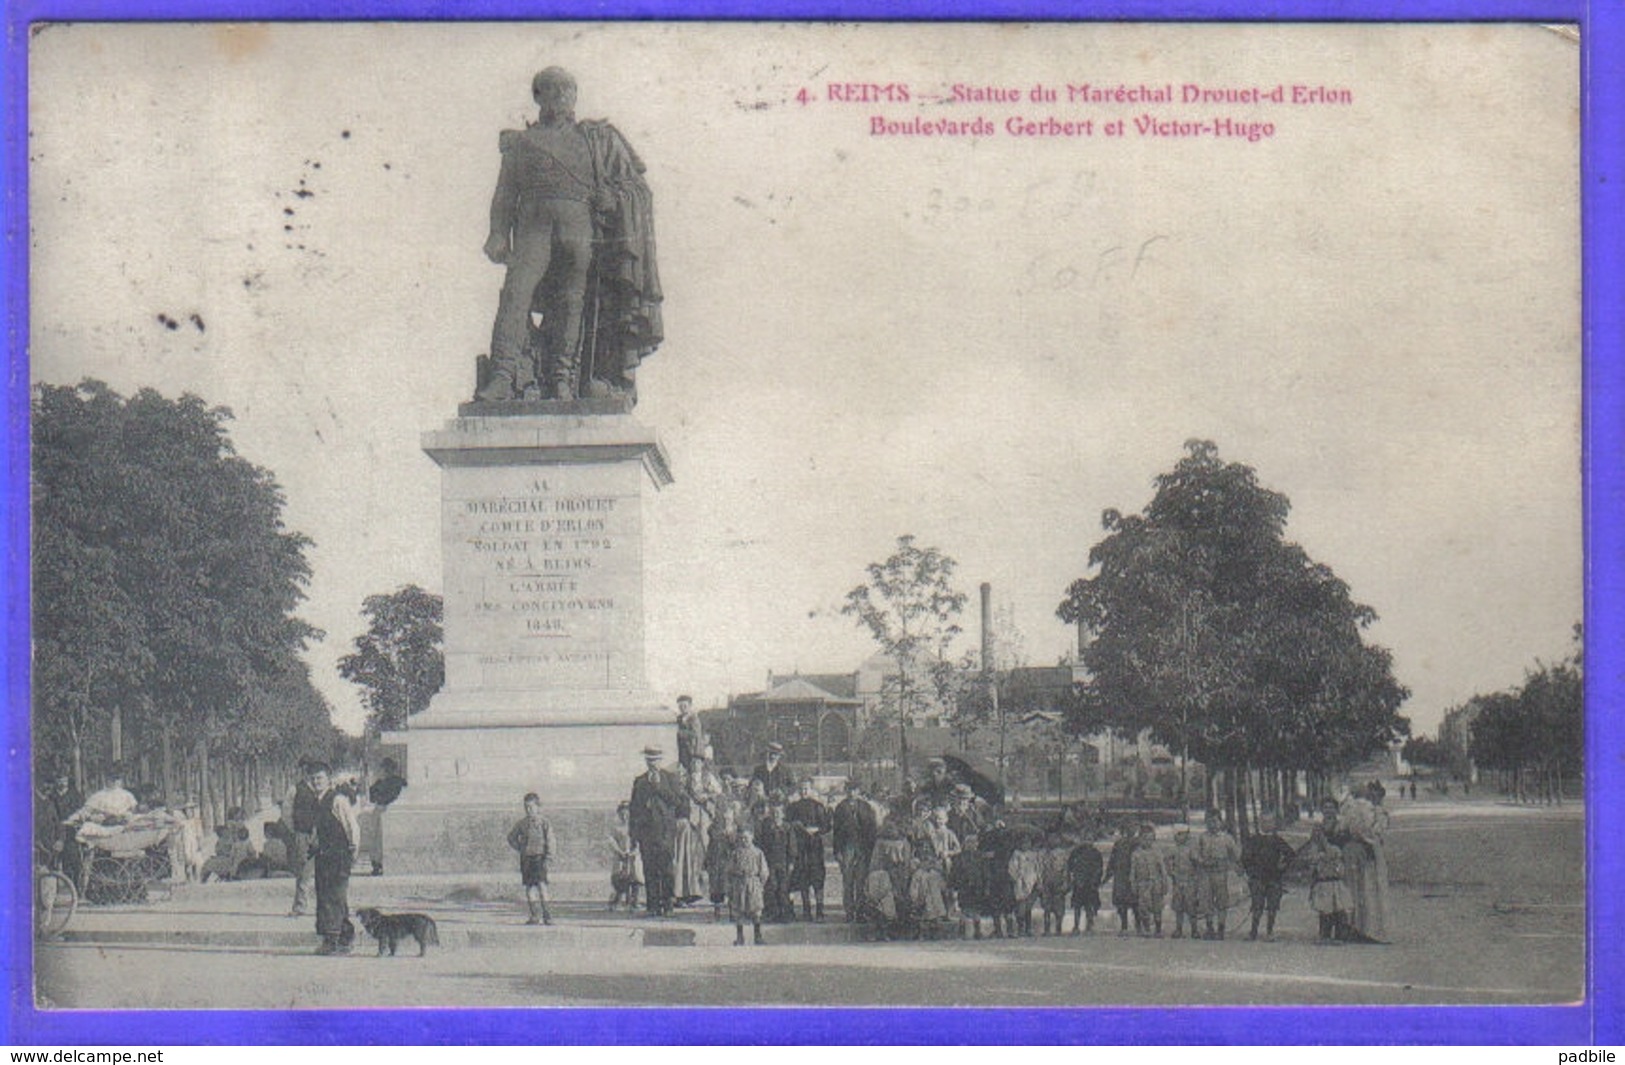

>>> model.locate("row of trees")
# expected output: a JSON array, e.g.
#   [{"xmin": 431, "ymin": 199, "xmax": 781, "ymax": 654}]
[
  {"xmin": 1431, "ymin": 627, "xmax": 1582, "ymax": 803},
  {"xmin": 33, "ymin": 381, "xmax": 349, "ymax": 822},
  {"xmin": 844, "ymin": 441, "xmax": 1411, "ymax": 836}
]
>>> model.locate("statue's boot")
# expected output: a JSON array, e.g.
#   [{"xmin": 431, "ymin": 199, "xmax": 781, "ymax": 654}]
[
  {"xmin": 548, "ymin": 352, "xmax": 581, "ymax": 401},
  {"xmin": 477, "ymin": 370, "xmax": 517, "ymax": 403}
]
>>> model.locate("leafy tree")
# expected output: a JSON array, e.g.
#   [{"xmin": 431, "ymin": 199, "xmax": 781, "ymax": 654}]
[
  {"xmin": 33, "ymin": 380, "xmax": 320, "ymax": 799},
  {"xmin": 338, "ymin": 585, "xmax": 445, "ymax": 736},
  {"xmin": 842, "ymin": 535, "xmax": 968, "ymax": 783},
  {"xmin": 1403, "ymin": 734, "xmax": 1449, "ymax": 770},
  {"xmin": 1058, "ymin": 440, "xmax": 1408, "ymax": 831},
  {"xmin": 1468, "ymin": 626, "xmax": 1582, "ymax": 803}
]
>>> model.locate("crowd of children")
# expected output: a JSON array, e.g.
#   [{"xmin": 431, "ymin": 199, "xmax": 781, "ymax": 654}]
[{"xmin": 501, "ymin": 759, "xmax": 1391, "ymax": 950}]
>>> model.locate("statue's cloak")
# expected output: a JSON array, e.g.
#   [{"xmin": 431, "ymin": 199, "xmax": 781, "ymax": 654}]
[{"xmin": 581, "ymin": 119, "xmax": 663, "ymax": 383}]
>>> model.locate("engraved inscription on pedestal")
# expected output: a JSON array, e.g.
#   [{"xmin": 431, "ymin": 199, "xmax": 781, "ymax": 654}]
[
  {"xmin": 415, "ymin": 412, "xmax": 672, "ymax": 724},
  {"xmin": 446, "ymin": 462, "xmax": 645, "ymax": 693}
]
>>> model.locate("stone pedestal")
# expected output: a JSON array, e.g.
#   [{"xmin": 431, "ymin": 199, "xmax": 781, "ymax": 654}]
[{"xmin": 381, "ymin": 401, "xmax": 674, "ymax": 874}]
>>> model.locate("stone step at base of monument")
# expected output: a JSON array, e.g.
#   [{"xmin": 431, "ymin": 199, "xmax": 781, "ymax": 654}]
[
  {"xmin": 55, "ymin": 922, "xmax": 705, "ymax": 950},
  {"xmin": 52, "ymin": 911, "xmax": 866, "ymax": 951}
]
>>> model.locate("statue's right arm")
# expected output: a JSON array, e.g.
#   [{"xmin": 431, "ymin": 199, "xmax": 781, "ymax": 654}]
[{"xmin": 485, "ymin": 133, "xmax": 520, "ymax": 263}]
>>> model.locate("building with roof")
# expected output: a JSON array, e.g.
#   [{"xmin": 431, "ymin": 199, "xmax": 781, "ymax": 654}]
[{"xmin": 703, "ymin": 672, "xmax": 865, "ymax": 775}]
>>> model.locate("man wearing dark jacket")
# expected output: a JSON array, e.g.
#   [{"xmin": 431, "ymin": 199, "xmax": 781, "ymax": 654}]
[
  {"xmin": 284, "ymin": 760, "xmax": 320, "ymax": 917},
  {"xmin": 310, "ymin": 765, "xmax": 359, "ymax": 955},
  {"xmin": 628, "ymin": 746, "xmax": 684, "ymax": 916},
  {"xmin": 749, "ymin": 742, "xmax": 795, "ymax": 799},
  {"xmin": 786, "ymin": 779, "xmax": 831, "ymax": 921},
  {"xmin": 832, "ymin": 781, "xmax": 878, "ymax": 922}
]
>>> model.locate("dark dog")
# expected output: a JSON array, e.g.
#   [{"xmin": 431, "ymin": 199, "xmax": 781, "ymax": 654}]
[{"xmin": 355, "ymin": 907, "xmax": 440, "ymax": 957}]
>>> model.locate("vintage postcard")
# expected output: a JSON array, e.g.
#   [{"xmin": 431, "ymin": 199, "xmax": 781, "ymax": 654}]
[{"xmin": 17, "ymin": 18, "xmax": 1597, "ymax": 1041}]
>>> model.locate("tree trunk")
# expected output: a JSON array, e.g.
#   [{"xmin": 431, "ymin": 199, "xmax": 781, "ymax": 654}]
[
  {"xmin": 110, "ymin": 704, "xmax": 123, "ymax": 767},
  {"xmin": 1178, "ymin": 743, "xmax": 1189, "ymax": 825},
  {"xmin": 69, "ymin": 717, "xmax": 86, "ymax": 796},
  {"xmin": 160, "ymin": 728, "xmax": 174, "ymax": 806},
  {"xmin": 197, "ymin": 741, "xmax": 214, "ymax": 830},
  {"xmin": 1234, "ymin": 766, "xmax": 1246, "ymax": 838},
  {"xmin": 1240, "ymin": 766, "xmax": 1254, "ymax": 838}
]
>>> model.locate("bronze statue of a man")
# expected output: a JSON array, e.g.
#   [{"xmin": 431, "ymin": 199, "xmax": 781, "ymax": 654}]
[{"xmin": 478, "ymin": 67, "xmax": 663, "ymax": 403}]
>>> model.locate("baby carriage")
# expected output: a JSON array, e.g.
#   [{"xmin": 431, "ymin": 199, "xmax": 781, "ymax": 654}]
[{"xmin": 76, "ymin": 817, "xmax": 179, "ymax": 904}]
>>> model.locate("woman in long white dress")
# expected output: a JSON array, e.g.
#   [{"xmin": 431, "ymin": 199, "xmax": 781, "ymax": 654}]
[
  {"xmin": 672, "ymin": 755, "xmax": 721, "ymax": 904},
  {"xmin": 1337, "ymin": 781, "xmax": 1392, "ymax": 942}
]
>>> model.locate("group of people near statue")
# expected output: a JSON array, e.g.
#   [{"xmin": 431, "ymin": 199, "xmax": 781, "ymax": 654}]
[
  {"xmin": 616, "ymin": 697, "xmax": 842, "ymax": 946},
  {"xmin": 610, "ymin": 713, "xmax": 1393, "ymax": 950}
]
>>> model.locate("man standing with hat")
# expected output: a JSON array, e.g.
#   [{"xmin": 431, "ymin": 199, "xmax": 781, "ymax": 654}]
[
  {"xmin": 282, "ymin": 759, "xmax": 320, "ymax": 918},
  {"xmin": 310, "ymin": 763, "xmax": 359, "ymax": 955},
  {"xmin": 750, "ymin": 741, "xmax": 794, "ymax": 799},
  {"xmin": 675, "ymin": 696, "xmax": 705, "ymax": 768},
  {"xmin": 948, "ymin": 782, "xmax": 984, "ymax": 843},
  {"xmin": 628, "ymin": 745, "xmax": 684, "ymax": 916},
  {"xmin": 919, "ymin": 756, "xmax": 956, "ymax": 811},
  {"xmin": 833, "ymin": 779, "xmax": 878, "ymax": 922}
]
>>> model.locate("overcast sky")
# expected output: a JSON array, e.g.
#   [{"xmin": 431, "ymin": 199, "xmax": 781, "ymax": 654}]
[{"xmin": 28, "ymin": 22, "xmax": 1581, "ymax": 737}]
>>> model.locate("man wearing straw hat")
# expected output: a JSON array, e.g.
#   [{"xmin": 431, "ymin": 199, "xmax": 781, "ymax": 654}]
[{"xmin": 750, "ymin": 741, "xmax": 794, "ymax": 800}]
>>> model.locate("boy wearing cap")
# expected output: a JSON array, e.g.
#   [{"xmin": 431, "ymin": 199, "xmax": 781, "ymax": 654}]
[
  {"xmin": 1167, "ymin": 826, "xmax": 1202, "ymax": 938},
  {"xmin": 756, "ymin": 802, "xmax": 798, "ymax": 922},
  {"xmin": 1130, "ymin": 823, "xmax": 1169, "ymax": 937},
  {"xmin": 1196, "ymin": 809, "xmax": 1242, "ymax": 940},
  {"xmin": 507, "ymin": 793, "xmax": 554, "ymax": 925},
  {"xmin": 1066, "ymin": 835, "xmax": 1105, "ymax": 934},
  {"xmin": 1242, "ymin": 813, "xmax": 1298, "ymax": 940},
  {"xmin": 1104, "ymin": 823, "xmax": 1140, "ymax": 935}
]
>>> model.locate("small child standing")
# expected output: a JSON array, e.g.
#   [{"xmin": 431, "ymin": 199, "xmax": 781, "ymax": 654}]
[
  {"xmin": 1008, "ymin": 840, "xmax": 1043, "ymax": 938},
  {"xmin": 1130, "ymin": 823, "xmax": 1169, "ymax": 937},
  {"xmin": 1106, "ymin": 824, "xmax": 1140, "ymax": 936},
  {"xmin": 1241, "ymin": 813, "xmax": 1298, "ymax": 941},
  {"xmin": 727, "ymin": 826, "xmax": 770, "ymax": 946},
  {"xmin": 506, "ymin": 793, "xmax": 554, "ymax": 926},
  {"xmin": 1065, "ymin": 838, "xmax": 1105, "ymax": 935},
  {"xmin": 608, "ymin": 801, "xmax": 641, "ymax": 912},
  {"xmin": 1167, "ymin": 827, "xmax": 1202, "ymax": 939},
  {"xmin": 1303, "ymin": 824, "xmax": 1348, "ymax": 944},
  {"xmin": 1037, "ymin": 835, "xmax": 1073, "ymax": 936}
]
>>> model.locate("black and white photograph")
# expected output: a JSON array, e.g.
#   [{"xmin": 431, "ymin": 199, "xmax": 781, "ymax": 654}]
[{"xmin": 24, "ymin": 21, "xmax": 1583, "ymax": 1014}]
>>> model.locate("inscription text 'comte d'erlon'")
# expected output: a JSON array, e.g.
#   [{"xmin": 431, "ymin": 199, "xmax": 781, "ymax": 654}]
[{"xmin": 475, "ymin": 67, "xmax": 664, "ymax": 407}]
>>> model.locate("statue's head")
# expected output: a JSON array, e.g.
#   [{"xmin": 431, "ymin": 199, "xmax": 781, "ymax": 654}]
[{"xmin": 532, "ymin": 67, "xmax": 578, "ymax": 119}]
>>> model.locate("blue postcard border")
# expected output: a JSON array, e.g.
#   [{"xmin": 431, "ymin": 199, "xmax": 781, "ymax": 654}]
[{"xmin": 2, "ymin": 0, "xmax": 1619, "ymax": 1046}]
